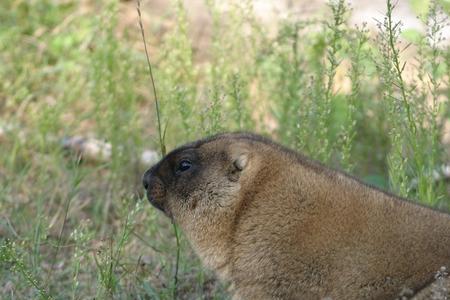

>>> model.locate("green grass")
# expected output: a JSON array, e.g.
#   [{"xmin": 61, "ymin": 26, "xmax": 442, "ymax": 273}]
[{"xmin": 0, "ymin": 0, "xmax": 449, "ymax": 299}]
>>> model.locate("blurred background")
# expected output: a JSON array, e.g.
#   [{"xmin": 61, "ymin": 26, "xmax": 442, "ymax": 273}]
[{"xmin": 0, "ymin": 0, "xmax": 449, "ymax": 299}]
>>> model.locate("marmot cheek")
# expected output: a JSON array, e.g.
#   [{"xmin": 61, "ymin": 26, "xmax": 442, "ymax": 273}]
[
  {"xmin": 188, "ymin": 196, "xmax": 199, "ymax": 210},
  {"xmin": 228, "ymin": 169, "xmax": 241, "ymax": 182}
]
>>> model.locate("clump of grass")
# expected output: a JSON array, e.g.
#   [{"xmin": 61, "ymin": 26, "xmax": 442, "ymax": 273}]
[
  {"xmin": 375, "ymin": 0, "xmax": 448, "ymax": 204},
  {"xmin": 260, "ymin": 0, "xmax": 351, "ymax": 166},
  {"xmin": 339, "ymin": 24, "xmax": 370, "ymax": 172},
  {"xmin": 229, "ymin": 72, "xmax": 253, "ymax": 130},
  {"xmin": 413, "ymin": 0, "xmax": 449, "ymax": 205},
  {"xmin": 316, "ymin": 0, "xmax": 349, "ymax": 164},
  {"xmin": 93, "ymin": 198, "xmax": 143, "ymax": 298},
  {"xmin": 69, "ymin": 220, "xmax": 92, "ymax": 299},
  {"xmin": 0, "ymin": 240, "xmax": 52, "ymax": 299},
  {"xmin": 263, "ymin": 19, "xmax": 307, "ymax": 146},
  {"xmin": 156, "ymin": 0, "xmax": 198, "ymax": 141},
  {"xmin": 203, "ymin": 0, "xmax": 259, "ymax": 135},
  {"xmin": 375, "ymin": 0, "xmax": 412, "ymax": 197},
  {"xmin": 91, "ymin": 1, "xmax": 143, "ymax": 180}
]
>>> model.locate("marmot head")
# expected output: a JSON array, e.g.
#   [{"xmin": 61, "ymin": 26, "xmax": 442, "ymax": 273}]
[{"xmin": 142, "ymin": 133, "xmax": 256, "ymax": 223}]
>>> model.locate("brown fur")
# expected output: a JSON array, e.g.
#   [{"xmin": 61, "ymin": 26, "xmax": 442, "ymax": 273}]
[{"xmin": 142, "ymin": 132, "xmax": 450, "ymax": 299}]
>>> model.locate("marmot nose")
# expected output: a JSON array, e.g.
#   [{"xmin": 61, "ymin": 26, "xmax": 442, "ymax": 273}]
[{"xmin": 142, "ymin": 169, "xmax": 152, "ymax": 190}]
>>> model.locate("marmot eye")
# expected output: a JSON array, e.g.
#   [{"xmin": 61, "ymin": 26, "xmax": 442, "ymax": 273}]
[{"xmin": 177, "ymin": 160, "xmax": 192, "ymax": 172}]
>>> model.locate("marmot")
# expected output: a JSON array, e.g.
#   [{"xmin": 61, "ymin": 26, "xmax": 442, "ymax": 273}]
[{"xmin": 142, "ymin": 132, "xmax": 450, "ymax": 299}]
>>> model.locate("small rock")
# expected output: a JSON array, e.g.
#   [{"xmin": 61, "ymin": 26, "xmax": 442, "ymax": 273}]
[{"xmin": 140, "ymin": 150, "xmax": 159, "ymax": 166}]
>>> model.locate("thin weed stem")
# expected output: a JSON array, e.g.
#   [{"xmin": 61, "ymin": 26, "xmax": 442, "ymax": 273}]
[
  {"xmin": 172, "ymin": 220, "xmax": 181, "ymax": 300},
  {"xmin": 137, "ymin": 0, "xmax": 166, "ymax": 156},
  {"xmin": 386, "ymin": 0, "xmax": 416, "ymax": 134},
  {"xmin": 137, "ymin": 1, "xmax": 180, "ymax": 299}
]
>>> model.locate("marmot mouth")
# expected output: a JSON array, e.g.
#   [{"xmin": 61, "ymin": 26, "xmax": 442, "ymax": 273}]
[
  {"xmin": 143, "ymin": 168, "xmax": 168, "ymax": 214},
  {"xmin": 147, "ymin": 193, "xmax": 166, "ymax": 213}
]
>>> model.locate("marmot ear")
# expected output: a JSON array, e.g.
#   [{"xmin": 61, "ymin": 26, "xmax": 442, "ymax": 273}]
[
  {"xmin": 228, "ymin": 144, "xmax": 250, "ymax": 182},
  {"xmin": 233, "ymin": 154, "xmax": 248, "ymax": 171},
  {"xmin": 229, "ymin": 153, "xmax": 249, "ymax": 182}
]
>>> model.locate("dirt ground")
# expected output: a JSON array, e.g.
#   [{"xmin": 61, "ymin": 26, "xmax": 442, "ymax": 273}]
[
  {"xmin": 132, "ymin": 0, "xmax": 448, "ymax": 42},
  {"xmin": 114, "ymin": 0, "xmax": 449, "ymax": 67}
]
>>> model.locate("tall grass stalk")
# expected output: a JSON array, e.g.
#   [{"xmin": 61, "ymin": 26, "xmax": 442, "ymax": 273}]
[
  {"xmin": 413, "ymin": 0, "xmax": 448, "ymax": 205},
  {"xmin": 296, "ymin": 0, "xmax": 348, "ymax": 163},
  {"xmin": 137, "ymin": 1, "xmax": 165, "ymax": 156},
  {"xmin": 70, "ymin": 220, "xmax": 92, "ymax": 299},
  {"xmin": 376, "ymin": 0, "xmax": 411, "ymax": 197},
  {"xmin": 45, "ymin": 160, "xmax": 84, "ymax": 294},
  {"xmin": 386, "ymin": 0, "xmax": 417, "ymax": 135},
  {"xmin": 137, "ymin": 1, "xmax": 181, "ymax": 299},
  {"xmin": 340, "ymin": 24, "xmax": 369, "ymax": 172}
]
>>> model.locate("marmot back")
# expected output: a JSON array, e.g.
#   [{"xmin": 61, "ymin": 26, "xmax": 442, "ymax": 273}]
[{"xmin": 142, "ymin": 132, "xmax": 450, "ymax": 299}]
